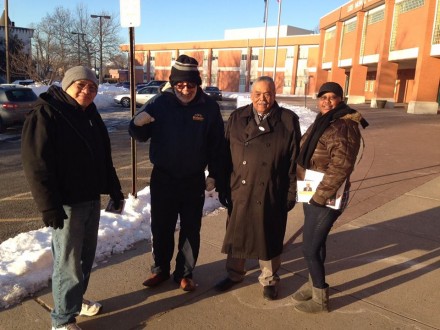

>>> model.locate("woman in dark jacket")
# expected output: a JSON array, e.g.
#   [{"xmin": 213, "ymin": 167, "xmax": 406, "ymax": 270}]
[{"xmin": 292, "ymin": 82, "xmax": 368, "ymax": 313}]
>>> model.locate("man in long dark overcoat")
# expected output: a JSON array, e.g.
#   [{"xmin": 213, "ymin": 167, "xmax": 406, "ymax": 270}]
[{"xmin": 215, "ymin": 76, "xmax": 301, "ymax": 300}]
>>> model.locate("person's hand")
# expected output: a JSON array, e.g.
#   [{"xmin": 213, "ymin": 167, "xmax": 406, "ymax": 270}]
[
  {"xmin": 286, "ymin": 200, "xmax": 296, "ymax": 212},
  {"xmin": 110, "ymin": 190, "xmax": 124, "ymax": 210},
  {"xmin": 42, "ymin": 207, "xmax": 68, "ymax": 230},
  {"xmin": 218, "ymin": 191, "xmax": 231, "ymax": 208},
  {"xmin": 133, "ymin": 111, "xmax": 155, "ymax": 126},
  {"xmin": 309, "ymin": 197, "xmax": 325, "ymax": 207},
  {"xmin": 205, "ymin": 177, "xmax": 216, "ymax": 192}
]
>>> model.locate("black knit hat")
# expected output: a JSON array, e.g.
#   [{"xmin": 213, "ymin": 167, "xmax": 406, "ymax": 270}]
[
  {"xmin": 317, "ymin": 82, "xmax": 343, "ymax": 98},
  {"xmin": 169, "ymin": 55, "xmax": 202, "ymax": 86}
]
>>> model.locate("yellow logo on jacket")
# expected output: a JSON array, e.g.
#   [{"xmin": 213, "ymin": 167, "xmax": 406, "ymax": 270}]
[{"xmin": 193, "ymin": 113, "xmax": 204, "ymax": 121}]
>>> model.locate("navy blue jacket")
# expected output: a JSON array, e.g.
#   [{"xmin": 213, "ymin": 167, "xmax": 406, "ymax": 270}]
[{"xmin": 129, "ymin": 87, "xmax": 225, "ymax": 180}]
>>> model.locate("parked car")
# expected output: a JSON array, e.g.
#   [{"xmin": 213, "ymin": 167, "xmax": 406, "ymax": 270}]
[
  {"xmin": 115, "ymin": 81, "xmax": 130, "ymax": 89},
  {"xmin": 12, "ymin": 79, "xmax": 35, "ymax": 86},
  {"xmin": 203, "ymin": 86, "xmax": 222, "ymax": 101},
  {"xmin": 135, "ymin": 80, "xmax": 168, "ymax": 90},
  {"xmin": 145, "ymin": 80, "xmax": 167, "ymax": 87},
  {"xmin": 0, "ymin": 84, "xmax": 38, "ymax": 133},
  {"xmin": 114, "ymin": 86, "xmax": 160, "ymax": 108}
]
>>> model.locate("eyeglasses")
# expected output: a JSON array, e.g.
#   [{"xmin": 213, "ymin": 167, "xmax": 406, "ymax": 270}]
[
  {"xmin": 319, "ymin": 95, "xmax": 339, "ymax": 102},
  {"xmin": 73, "ymin": 81, "xmax": 98, "ymax": 93},
  {"xmin": 253, "ymin": 92, "xmax": 273, "ymax": 99},
  {"xmin": 174, "ymin": 82, "xmax": 197, "ymax": 90}
]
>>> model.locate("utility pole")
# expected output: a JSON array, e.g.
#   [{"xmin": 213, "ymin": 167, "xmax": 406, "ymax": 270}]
[
  {"xmin": 120, "ymin": 0, "xmax": 141, "ymax": 197},
  {"xmin": 4, "ymin": 0, "xmax": 10, "ymax": 83},
  {"xmin": 91, "ymin": 14, "xmax": 111, "ymax": 84},
  {"xmin": 71, "ymin": 32, "xmax": 85, "ymax": 65}
]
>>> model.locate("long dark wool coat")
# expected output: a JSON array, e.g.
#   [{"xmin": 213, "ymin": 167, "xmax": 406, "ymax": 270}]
[{"xmin": 221, "ymin": 102, "xmax": 301, "ymax": 260}]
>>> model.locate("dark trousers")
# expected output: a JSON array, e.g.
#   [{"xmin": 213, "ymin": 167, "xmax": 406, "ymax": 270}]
[
  {"xmin": 302, "ymin": 203, "xmax": 341, "ymax": 288},
  {"xmin": 150, "ymin": 167, "xmax": 205, "ymax": 280}
]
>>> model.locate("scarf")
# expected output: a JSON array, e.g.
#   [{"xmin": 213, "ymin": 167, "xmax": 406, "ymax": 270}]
[{"xmin": 297, "ymin": 102, "xmax": 368, "ymax": 169}]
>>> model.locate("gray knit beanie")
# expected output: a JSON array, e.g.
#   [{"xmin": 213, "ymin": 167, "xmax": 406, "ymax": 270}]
[{"xmin": 62, "ymin": 66, "xmax": 98, "ymax": 91}]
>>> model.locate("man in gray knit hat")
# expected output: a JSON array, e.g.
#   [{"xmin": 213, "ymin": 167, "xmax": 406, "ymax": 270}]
[
  {"xmin": 129, "ymin": 55, "xmax": 225, "ymax": 292},
  {"xmin": 22, "ymin": 66, "xmax": 124, "ymax": 330}
]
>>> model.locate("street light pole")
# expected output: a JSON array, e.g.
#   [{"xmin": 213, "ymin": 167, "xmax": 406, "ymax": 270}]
[
  {"xmin": 4, "ymin": 0, "xmax": 10, "ymax": 83},
  {"xmin": 91, "ymin": 14, "xmax": 111, "ymax": 84},
  {"xmin": 71, "ymin": 32, "xmax": 85, "ymax": 65}
]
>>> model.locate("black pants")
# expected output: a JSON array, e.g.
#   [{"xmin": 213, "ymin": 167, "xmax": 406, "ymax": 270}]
[
  {"xmin": 150, "ymin": 167, "xmax": 205, "ymax": 280},
  {"xmin": 302, "ymin": 203, "xmax": 341, "ymax": 288}
]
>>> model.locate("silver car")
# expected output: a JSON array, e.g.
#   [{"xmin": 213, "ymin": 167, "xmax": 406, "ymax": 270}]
[
  {"xmin": 114, "ymin": 86, "xmax": 160, "ymax": 108},
  {"xmin": 0, "ymin": 84, "xmax": 38, "ymax": 133}
]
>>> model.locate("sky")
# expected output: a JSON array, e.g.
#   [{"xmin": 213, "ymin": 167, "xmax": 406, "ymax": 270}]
[
  {"xmin": 2, "ymin": 0, "xmax": 346, "ymax": 44},
  {"xmin": 0, "ymin": 83, "xmax": 316, "ymax": 309}
]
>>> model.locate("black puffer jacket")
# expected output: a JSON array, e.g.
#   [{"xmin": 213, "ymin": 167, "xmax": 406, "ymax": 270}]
[
  {"xmin": 21, "ymin": 85, "xmax": 121, "ymax": 212},
  {"xmin": 128, "ymin": 87, "xmax": 225, "ymax": 180}
]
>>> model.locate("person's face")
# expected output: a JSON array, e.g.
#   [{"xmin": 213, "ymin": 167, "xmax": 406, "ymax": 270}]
[
  {"xmin": 318, "ymin": 92, "xmax": 341, "ymax": 114},
  {"xmin": 173, "ymin": 81, "xmax": 197, "ymax": 104},
  {"xmin": 251, "ymin": 80, "xmax": 275, "ymax": 114},
  {"xmin": 65, "ymin": 80, "xmax": 98, "ymax": 108}
]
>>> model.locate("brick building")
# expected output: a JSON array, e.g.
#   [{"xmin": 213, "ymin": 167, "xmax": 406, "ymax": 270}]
[{"xmin": 121, "ymin": 0, "xmax": 440, "ymax": 114}]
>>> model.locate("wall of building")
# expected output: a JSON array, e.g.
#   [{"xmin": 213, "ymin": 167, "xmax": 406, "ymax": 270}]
[
  {"xmin": 120, "ymin": 2, "xmax": 440, "ymax": 113},
  {"xmin": 317, "ymin": 0, "xmax": 440, "ymax": 113},
  {"xmin": 121, "ymin": 34, "xmax": 320, "ymax": 96}
]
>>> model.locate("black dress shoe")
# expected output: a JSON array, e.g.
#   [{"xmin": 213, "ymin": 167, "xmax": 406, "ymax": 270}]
[
  {"xmin": 214, "ymin": 277, "xmax": 242, "ymax": 292},
  {"xmin": 263, "ymin": 285, "xmax": 278, "ymax": 300}
]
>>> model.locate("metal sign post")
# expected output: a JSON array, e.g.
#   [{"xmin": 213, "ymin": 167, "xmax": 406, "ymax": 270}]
[{"xmin": 120, "ymin": 0, "xmax": 141, "ymax": 198}]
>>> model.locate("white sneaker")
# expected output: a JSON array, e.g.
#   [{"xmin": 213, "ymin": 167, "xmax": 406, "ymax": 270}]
[
  {"xmin": 79, "ymin": 299, "xmax": 102, "ymax": 316},
  {"xmin": 51, "ymin": 322, "xmax": 82, "ymax": 330}
]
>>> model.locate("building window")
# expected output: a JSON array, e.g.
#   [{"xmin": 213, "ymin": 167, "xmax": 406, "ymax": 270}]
[
  {"xmin": 433, "ymin": 1, "xmax": 440, "ymax": 44},
  {"xmin": 211, "ymin": 74, "xmax": 217, "ymax": 85},
  {"xmin": 343, "ymin": 20, "xmax": 357, "ymax": 34},
  {"xmin": 241, "ymin": 54, "xmax": 247, "ymax": 61},
  {"xmin": 251, "ymin": 54, "xmax": 258, "ymax": 60},
  {"xmin": 299, "ymin": 47, "xmax": 308, "ymax": 59},
  {"xmin": 367, "ymin": 9, "xmax": 385, "ymax": 25},
  {"xmin": 398, "ymin": 0, "xmax": 425, "ymax": 14},
  {"xmin": 325, "ymin": 28, "xmax": 335, "ymax": 41}
]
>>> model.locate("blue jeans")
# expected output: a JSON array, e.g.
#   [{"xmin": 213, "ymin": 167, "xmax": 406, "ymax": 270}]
[
  {"xmin": 302, "ymin": 203, "xmax": 341, "ymax": 289},
  {"xmin": 51, "ymin": 200, "xmax": 100, "ymax": 327}
]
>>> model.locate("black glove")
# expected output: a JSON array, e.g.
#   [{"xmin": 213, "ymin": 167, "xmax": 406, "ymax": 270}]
[
  {"xmin": 218, "ymin": 190, "xmax": 230, "ymax": 208},
  {"xmin": 42, "ymin": 207, "xmax": 68, "ymax": 230},
  {"xmin": 286, "ymin": 200, "xmax": 296, "ymax": 212},
  {"xmin": 110, "ymin": 190, "xmax": 124, "ymax": 210},
  {"xmin": 309, "ymin": 197, "xmax": 326, "ymax": 208}
]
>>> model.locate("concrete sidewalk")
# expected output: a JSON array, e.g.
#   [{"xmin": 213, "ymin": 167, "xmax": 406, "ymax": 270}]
[{"xmin": 2, "ymin": 106, "xmax": 440, "ymax": 329}]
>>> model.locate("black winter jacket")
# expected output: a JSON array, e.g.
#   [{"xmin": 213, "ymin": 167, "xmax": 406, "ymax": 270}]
[
  {"xmin": 128, "ymin": 87, "xmax": 225, "ymax": 180},
  {"xmin": 21, "ymin": 85, "xmax": 121, "ymax": 212}
]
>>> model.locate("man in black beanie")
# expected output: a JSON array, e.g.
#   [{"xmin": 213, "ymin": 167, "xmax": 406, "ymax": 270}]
[{"xmin": 129, "ymin": 54, "xmax": 225, "ymax": 292}]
